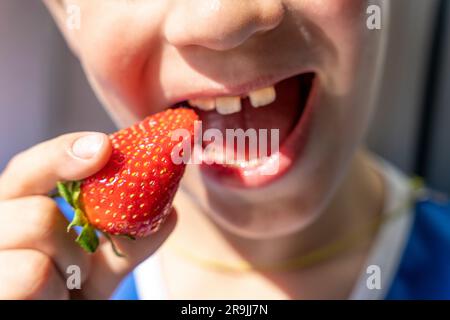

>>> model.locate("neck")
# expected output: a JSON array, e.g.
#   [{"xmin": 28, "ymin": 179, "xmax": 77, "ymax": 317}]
[{"xmin": 169, "ymin": 149, "xmax": 385, "ymax": 272}]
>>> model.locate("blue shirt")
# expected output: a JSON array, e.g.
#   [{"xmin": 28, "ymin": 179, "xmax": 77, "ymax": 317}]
[
  {"xmin": 56, "ymin": 195, "xmax": 450, "ymax": 300},
  {"xmin": 386, "ymin": 197, "xmax": 450, "ymax": 299}
]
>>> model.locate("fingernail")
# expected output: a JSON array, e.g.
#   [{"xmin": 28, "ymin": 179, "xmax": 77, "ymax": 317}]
[{"xmin": 72, "ymin": 134, "xmax": 104, "ymax": 159}]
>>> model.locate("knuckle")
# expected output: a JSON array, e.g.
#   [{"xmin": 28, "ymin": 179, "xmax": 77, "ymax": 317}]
[
  {"xmin": 0, "ymin": 153, "xmax": 30, "ymax": 197},
  {"xmin": 0, "ymin": 154, "xmax": 21, "ymax": 194},
  {"xmin": 25, "ymin": 196, "xmax": 61, "ymax": 233},
  {"xmin": 5, "ymin": 153, "xmax": 23, "ymax": 172},
  {"xmin": 0, "ymin": 250, "xmax": 67, "ymax": 300},
  {"xmin": 28, "ymin": 195, "xmax": 59, "ymax": 212},
  {"xmin": 2, "ymin": 152, "xmax": 27, "ymax": 179},
  {"xmin": 22, "ymin": 251, "xmax": 67, "ymax": 300},
  {"xmin": 23, "ymin": 251, "xmax": 54, "ymax": 299}
]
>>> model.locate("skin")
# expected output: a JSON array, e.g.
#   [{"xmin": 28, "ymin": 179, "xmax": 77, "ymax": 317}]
[{"xmin": 0, "ymin": 0, "xmax": 389, "ymax": 298}]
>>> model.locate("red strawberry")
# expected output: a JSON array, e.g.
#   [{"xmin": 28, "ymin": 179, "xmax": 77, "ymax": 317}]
[{"xmin": 57, "ymin": 107, "xmax": 198, "ymax": 255}]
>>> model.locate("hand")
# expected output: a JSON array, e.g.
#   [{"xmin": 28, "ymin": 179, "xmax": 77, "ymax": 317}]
[{"xmin": 0, "ymin": 132, "xmax": 177, "ymax": 299}]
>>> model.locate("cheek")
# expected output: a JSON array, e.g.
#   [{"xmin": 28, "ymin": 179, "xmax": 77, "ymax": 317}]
[
  {"xmin": 305, "ymin": 0, "xmax": 365, "ymax": 20},
  {"xmin": 292, "ymin": 0, "xmax": 369, "ymax": 90},
  {"xmin": 79, "ymin": 20, "xmax": 147, "ymax": 93},
  {"xmin": 72, "ymin": 4, "xmax": 165, "ymax": 118}
]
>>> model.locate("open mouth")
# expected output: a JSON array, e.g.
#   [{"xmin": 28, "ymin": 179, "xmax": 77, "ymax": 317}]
[{"xmin": 175, "ymin": 72, "xmax": 316, "ymax": 188}]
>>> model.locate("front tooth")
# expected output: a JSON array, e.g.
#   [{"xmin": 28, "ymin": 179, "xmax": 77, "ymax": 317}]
[
  {"xmin": 188, "ymin": 98, "xmax": 215, "ymax": 111},
  {"xmin": 215, "ymin": 96, "xmax": 241, "ymax": 115},
  {"xmin": 249, "ymin": 86, "xmax": 276, "ymax": 108}
]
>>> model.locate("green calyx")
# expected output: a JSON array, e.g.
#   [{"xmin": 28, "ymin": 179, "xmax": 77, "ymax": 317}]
[
  {"xmin": 57, "ymin": 181, "xmax": 100, "ymax": 254},
  {"xmin": 57, "ymin": 181, "xmax": 130, "ymax": 257}
]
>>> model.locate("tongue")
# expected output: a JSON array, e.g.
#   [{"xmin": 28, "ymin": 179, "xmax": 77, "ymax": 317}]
[{"xmin": 197, "ymin": 76, "xmax": 305, "ymax": 160}]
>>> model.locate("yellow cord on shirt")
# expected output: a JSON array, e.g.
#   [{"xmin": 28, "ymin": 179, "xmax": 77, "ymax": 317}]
[{"xmin": 167, "ymin": 177, "xmax": 425, "ymax": 273}]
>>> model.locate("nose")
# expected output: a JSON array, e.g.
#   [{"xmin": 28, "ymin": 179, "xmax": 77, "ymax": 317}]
[{"xmin": 164, "ymin": 0, "xmax": 285, "ymax": 51}]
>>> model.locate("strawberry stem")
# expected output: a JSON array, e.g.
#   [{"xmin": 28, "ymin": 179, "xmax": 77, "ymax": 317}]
[
  {"xmin": 57, "ymin": 182, "xmax": 74, "ymax": 207},
  {"xmin": 76, "ymin": 224, "xmax": 99, "ymax": 253},
  {"xmin": 102, "ymin": 232, "xmax": 126, "ymax": 257},
  {"xmin": 57, "ymin": 181, "xmax": 100, "ymax": 254}
]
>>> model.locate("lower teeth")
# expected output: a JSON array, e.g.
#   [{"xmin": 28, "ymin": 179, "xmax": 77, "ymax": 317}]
[{"xmin": 203, "ymin": 150, "xmax": 263, "ymax": 168}]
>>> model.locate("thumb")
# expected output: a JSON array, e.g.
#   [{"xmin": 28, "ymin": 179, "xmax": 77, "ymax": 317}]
[{"xmin": 0, "ymin": 132, "xmax": 112, "ymax": 200}]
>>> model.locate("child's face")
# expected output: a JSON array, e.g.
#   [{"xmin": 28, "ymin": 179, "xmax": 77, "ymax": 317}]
[{"xmin": 46, "ymin": 0, "xmax": 387, "ymax": 238}]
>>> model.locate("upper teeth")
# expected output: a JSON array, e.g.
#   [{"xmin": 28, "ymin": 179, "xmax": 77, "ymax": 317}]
[
  {"xmin": 187, "ymin": 98, "xmax": 215, "ymax": 111},
  {"xmin": 248, "ymin": 86, "xmax": 276, "ymax": 108},
  {"xmin": 188, "ymin": 85, "xmax": 276, "ymax": 115},
  {"xmin": 216, "ymin": 96, "xmax": 241, "ymax": 115}
]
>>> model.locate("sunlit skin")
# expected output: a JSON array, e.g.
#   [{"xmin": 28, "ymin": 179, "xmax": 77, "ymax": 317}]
[{"xmin": 18, "ymin": 0, "xmax": 387, "ymax": 298}]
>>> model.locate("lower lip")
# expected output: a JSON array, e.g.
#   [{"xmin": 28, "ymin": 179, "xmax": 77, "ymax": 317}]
[{"xmin": 199, "ymin": 76, "xmax": 318, "ymax": 188}]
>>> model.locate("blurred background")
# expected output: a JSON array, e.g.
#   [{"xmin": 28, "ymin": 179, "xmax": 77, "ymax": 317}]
[{"xmin": 0, "ymin": 0, "xmax": 449, "ymax": 192}]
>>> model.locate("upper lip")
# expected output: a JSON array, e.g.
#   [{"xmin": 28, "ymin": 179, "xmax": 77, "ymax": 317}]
[{"xmin": 168, "ymin": 69, "xmax": 313, "ymax": 106}]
